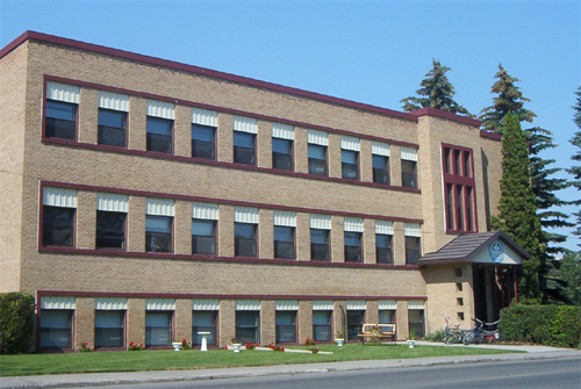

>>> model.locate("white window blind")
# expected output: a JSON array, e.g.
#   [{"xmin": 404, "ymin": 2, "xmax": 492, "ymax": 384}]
[
  {"xmin": 233, "ymin": 116, "xmax": 258, "ymax": 134},
  {"xmin": 236, "ymin": 300, "xmax": 261, "ymax": 310},
  {"xmin": 275, "ymin": 300, "xmax": 299, "ymax": 311},
  {"xmin": 375, "ymin": 220, "xmax": 394, "ymax": 235},
  {"xmin": 408, "ymin": 301, "xmax": 425, "ymax": 310},
  {"xmin": 47, "ymin": 81, "xmax": 80, "ymax": 104},
  {"xmin": 344, "ymin": 217, "xmax": 364, "ymax": 232},
  {"xmin": 272, "ymin": 123, "xmax": 294, "ymax": 140},
  {"xmin": 401, "ymin": 147, "xmax": 418, "ymax": 161},
  {"xmin": 41, "ymin": 296, "xmax": 76, "ymax": 309},
  {"xmin": 192, "ymin": 107, "xmax": 218, "ymax": 127},
  {"xmin": 346, "ymin": 300, "xmax": 367, "ymax": 310},
  {"xmin": 147, "ymin": 100, "xmax": 175, "ymax": 120},
  {"xmin": 341, "ymin": 136, "xmax": 360, "ymax": 151},
  {"xmin": 43, "ymin": 187, "xmax": 77, "ymax": 208},
  {"xmin": 312, "ymin": 300, "xmax": 334, "ymax": 310},
  {"xmin": 274, "ymin": 211, "xmax": 296, "ymax": 227},
  {"xmin": 146, "ymin": 198, "xmax": 175, "ymax": 217},
  {"xmin": 307, "ymin": 129, "xmax": 329, "ymax": 146},
  {"xmin": 95, "ymin": 297, "xmax": 128, "ymax": 310},
  {"xmin": 234, "ymin": 207, "xmax": 259, "ymax": 224},
  {"xmin": 310, "ymin": 214, "xmax": 331, "ymax": 230},
  {"xmin": 404, "ymin": 223, "xmax": 422, "ymax": 237},
  {"xmin": 378, "ymin": 300, "xmax": 397, "ymax": 310},
  {"xmin": 145, "ymin": 298, "xmax": 176, "ymax": 311},
  {"xmin": 192, "ymin": 299, "xmax": 220, "ymax": 310},
  {"xmin": 192, "ymin": 202, "xmax": 219, "ymax": 220},
  {"xmin": 98, "ymin": 91, "xmax": 129, "ymax": 112},
  {"xmin": 96, "ymin": 193, "xmax": 128, "ymax": 213},
  {"xmin": 372, "ymin": 142, "xmax": 390, "ymax": 156}
]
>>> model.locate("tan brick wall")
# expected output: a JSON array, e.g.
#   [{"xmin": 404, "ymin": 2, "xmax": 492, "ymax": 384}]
[
  {"xmin": 75, "ymin": 297, "xmax": 95, "ymax": 350},
  {"xmin": 175, "ymin": 299, "xmax": 192, "ymax": 343},
  {"xmin": 127, "ymin": 298, "xmax": 145, "ymax": 347},
  {"xmin": 298, "ymin": 300, "xmax": 312, "ymax": 342},
  {"xmin": 261, "ymin": 300, "xmax": 275, "ymax": 345}
]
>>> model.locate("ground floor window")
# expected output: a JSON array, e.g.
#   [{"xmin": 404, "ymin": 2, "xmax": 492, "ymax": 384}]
[
  {"xmin": 145, "ymin": 311, "xmax": 173, "ymax": 346},
  {"xmin": 347, "ymin": 310, "xmax": 365, "ymax": 341},
  {"xmin": 95, "ymin": 310, "xmax": 125, "ymax": 348},
  {"xmin": 40, "ymin": 309, "xmax": 73, "ymax": 349},
  {"xmin": 192, "ymin": 311, "xmax": 217, "ymax": 346},
  {"xmin": 408, "ymin": 309, "xmax": 425, "ymax": 338},
  {"xmin": 275, "ymin": 311, "xmax": 296, "ymax": 343},
  {"xmin": 312, "ymin": 310, "xmax": 332, "ymax": 342},
  {"xmin": 236, "ymin": 311, "xmax": 260, "ymax": 344},
  {"xmin": 379, "ymin": 309, "xmax": 396, "ymax": 324}
]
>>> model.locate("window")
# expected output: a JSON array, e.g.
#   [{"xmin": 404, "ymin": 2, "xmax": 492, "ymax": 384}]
[
  {"xmin": 372, "ymin": 155, "xmax": 390, "ymax": 184},
  {"xmin": 379, "ymin": 309, "xmax": 396, "ymax": 324},
  {"xmin": 341, "ymin": 150, "xmax": 359, "ymax": 180},
  {"xmin": 191, "ymin": 124, "xmax": 216, "ymax": 159},
  {"xmin": 96, "ymin": 211, "xmax": 126, "ymax": 250},
  {"xmin": 235, "ymin": 222, "xmax": 257, "ymax": 257},
  {"xmin": 146, "ymin": 215, "xmax": 173, "ymax": 253},
  {"xmin": 95, "ymin": 310, "xmax": 124, "ymax": 348},
  {"xmin": 145, "ymin": 311, "xmax": 173, "ymax": 346},
  {"xmin": 192, "ymin": 311, "xmax": 217, "ymax": 346},
  {"xmin": 98, "ymin": 109, "xmax": 126, "ymax": 147},
  {"xmin": 308, "ymin": 144, "xmax": 328, "ymax": 175},
  {"xmin": 236, "ymin": 311, "xmax": 260, "ymax": 343},
  {"xmin": 312, "ymin": 311, "xmax": 332, "ymax": 342},
  {"xmin": 376, "ymin": 234, "xmax": 393, "ymax": 264},
  {"xmin": 347, "ymin": 310, "xmax": 365, "ymax": 341},
  {"xmin": 46, "ymin": 100, "xmax": 77, "ymax": 140},
  {"xmin": 344, "ymin": 231, "xmax": 363, "ymax": 262},
  {"xmin": 43, "ymin": 206, "xmax": 75, "ymax": 247},
  {"xmin": 40, "ymin": 310, "xmax": 73, "ymax": 349},
  {"xmin": 147, "ymin": 117, "xmax": 173, "ymax": 153},
  {"xmin": 310, "ymin": 229, "xmax": 329, "ymax": 261},
  {"xmin": 192, "ymin": 219, "xmax": 216, "ymax": 254},
  {"xmin": 443, "ymin": 145, "xmax": 476, "ymax": 233},
  {"xmin": 234, "ymin": 131, "xmax": 256, "ymax": 165},
  {"xmin": 276, "ymin": 311, "xmax": 297, "ymax": 343},
  {"xmin": 405, "ymin": 236, "xmax": 421, "ymax": 265},
  {"xmin": 401, "ymin": 160, "xmax": 417, "ymax": 188},
  {"xmin": 408, "ymin": 309, "xmax": 425, "ymax": 338},
  {"xmin": 274, "ymin": 226, "xmax": 295, "ymax": 259},
  {"xmin": 272, "ymin": 138, "xmax": 293, "ymax": 170}
]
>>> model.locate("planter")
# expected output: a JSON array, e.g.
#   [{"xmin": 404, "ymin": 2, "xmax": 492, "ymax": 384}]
[
  {"xmin": 336, "ymin": 338, "xmax": 345, "ymax": 347},
  {"xmin": 407, "ymin": 340, "xmax": 416, "ymax": 349},
  {"xmin": 232, "ymin": 343, "xmax": 242, "ymax": 353},
  {"xmin": 172, "ymin": 342, "xmax": 183, "ymax": 352}
]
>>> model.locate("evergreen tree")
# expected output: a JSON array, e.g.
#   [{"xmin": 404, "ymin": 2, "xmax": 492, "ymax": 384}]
[
  {"xmin": 570, "ymin": 86, "xmax": 581, "ymax": 245},
  {"xmin": 480, "ymin": 64, "xmax": 535, "ymax": 134},
  {"xmin": 546, "ymin": 252, "xmax": 581, "ymax": 305},
  {"xmin": 492, "ymin": 113, "xmax": 544, "ymax": 301},
  {"xmin": 400, "ymin": 59, "xmax": 472, "ymax": 116}
]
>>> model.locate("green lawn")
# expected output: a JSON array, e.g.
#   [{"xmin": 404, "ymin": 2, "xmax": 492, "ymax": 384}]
[{"xmin": 0, "ymin": 344, "xmax": 520, "ymax": 377}]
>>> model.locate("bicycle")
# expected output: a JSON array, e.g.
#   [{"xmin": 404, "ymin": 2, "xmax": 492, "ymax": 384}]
[
  {"xmin": 463, "ymin": 318, "xmax": 500, "ymax": 345},
  {"xmin": 442, "ymin": 317, "xmax": 465, "ymax": 344}
]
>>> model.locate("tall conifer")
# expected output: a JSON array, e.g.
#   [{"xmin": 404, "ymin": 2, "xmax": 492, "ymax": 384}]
[{"xmin": 569, "ymin": 86, "xmax": 581, "ymax": 245}]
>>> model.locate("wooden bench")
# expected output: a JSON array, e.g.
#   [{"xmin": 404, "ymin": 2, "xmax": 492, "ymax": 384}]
[{"xmin": 357, "ymin": 323, "xmax": 397, "ymax": 345}]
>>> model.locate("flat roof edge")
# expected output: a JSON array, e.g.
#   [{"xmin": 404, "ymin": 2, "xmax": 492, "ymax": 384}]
[{"xmin": 409, "ymin": 107, "xmax": 481, "ymax": 127}]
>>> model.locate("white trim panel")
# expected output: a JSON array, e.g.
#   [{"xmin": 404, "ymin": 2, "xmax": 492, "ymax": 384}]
[
  {"xmin": 372, "ymin": 142, "xmax": 390, "ymax": 157},
  {"xmin": 408, "ymin": 301, "xmax": 425, "ymax": 310},
  {"xmin": 96, "ymin": 193, "xmax": 128, "ymax": 213},
  {"xmin": 312, "ymin": 300, "xmax": 334, "ymax": 310},
  {"xmin": 346, "ymin": 300, "xmax": 367, "ymax": 310},
  {"xmin": 192, "ymin": 202, "xmax": 219, "ymax": 220},
  {"xmin": 147, "ymin": 100, "xmax": 175, "ymax": 120},
  {"xmin": 375, "ymin": 220, "xmax": 394, "ymax": 235},
  {"xmin": 41, "ymin": 296, "xmax": 76, "ymax": 310},
  {"xmin": 236, "ymin": 300, "xmax": 261, "ymax": 310},
  {"xmin": 47, "ymin": 81, "xmax": 80, "ymax": 104},
  {"xmin": 146, "ymin": 298, "xmax": 176, "ymax": 311},
  {"xmin": 307, "ymin": 129, "xmax": 329, "ymax": 146},
  {"xmin": 310, "ymin": 214, "xmax": 331, "ymax": 230},
  {"xmin": 233, "ymin": 116, "xmax": 258, "ymax": 134},
  {"xmin": 95, "ymin": 297, "xmax": 128, "ymax": 310},
  {"xmin": 234, "ymin": 207, "xmax": 259, "ymax": 224},
  {"xmin": 98, "ymin": 91, "xmax": 129, "ymax": 112},
  {"xmin": 344, "ymin": 217, "xmax": 364, "ymax": 233},
  {"xmin": 274, "ymin": 211, "xmax": 296, "ymax": 227},
  {"xmin": 272, "ymin": 123, "xmax": 294, "ymax": 140},
  {"xmin": 276, "ymin": 300, "xmax": 299, "ymax": 311},
  {"xmin": 341, "ymin": 136, "xmax": 360, "ymax": 151},
  {"xmin": 404, "ymin": 223, "xmax": 422, "ymax": 237},
  {"xmin": 400, "ymin": 147, "xmax": 418, "ymax": 161},
  {"xmin": 43, "ymin": 187, "xmax": 78, "ymax": 208},
  {"xmin": 192, "ymin": 299, "xmax": 220, "ymax": 311},
  {"xmin": 192, "ymin": 107, "xmax": 218, "ymax": 127},
  {"xmin": 378, "ymin": 300, "xmax": 397, "ymax": 310},
  {"xmin": 146, "ymin": 198, "xmax": 175, "ymax": 217}
]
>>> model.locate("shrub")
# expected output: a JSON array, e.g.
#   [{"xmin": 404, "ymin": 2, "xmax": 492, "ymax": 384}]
[
  {"xmin": 499, "ymin": 304, "xmax": 581, "ymax": 348},
  {"xmin": 0, "ymin": 292, "xmax": 35, "ymax": 354}
]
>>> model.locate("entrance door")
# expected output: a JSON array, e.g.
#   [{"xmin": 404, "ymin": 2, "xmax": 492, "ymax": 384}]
[{"xmin": 473, "ymin": 264, "xmax": 517, "ymax": 322}]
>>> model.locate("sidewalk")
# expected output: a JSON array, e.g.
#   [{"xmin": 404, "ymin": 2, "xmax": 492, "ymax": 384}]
[{"xmin": 1, "ymin": 342, "xmax": 579, "ymax": 389}]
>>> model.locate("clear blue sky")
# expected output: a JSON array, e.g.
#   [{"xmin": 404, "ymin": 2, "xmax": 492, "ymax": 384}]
[{"xmin": 1, "ymin": 0, "xmax": 580, "ymax": 251}]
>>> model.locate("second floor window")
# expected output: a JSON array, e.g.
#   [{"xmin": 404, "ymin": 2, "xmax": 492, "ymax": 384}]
[
  {"xmin": 401, "ymin": 160, "xmax": 417, "ymax": 188},
  {"xmin": 98, "ymin": 109, "xmax": 126, "ymax": 147},
  {"xmin": 233, "ymin": 131, "xmax": 256, "ymax": 165},
  {"xmin": 145, "ymin": 215, "xmax": 173, "ymax": 253},
  {"xmin": 272, "ymin": 138, "xmax": 293, "ymax": 170},
  {"xmin": 96, "ymin": 211, "xmax": 126, "ymax": 250},
  {"xmin": 147, "ymin": 117, "xmax": 173, "ymax": 153},
  {"xmin": 191, "ymin": 124, "xmax": 216, "ymax": 159},
  {"xmin": 344, "ymin": 231, "xmax": 363, "ymax": 262},
  {"xmin": 405, "ymin": 236, "xmax": 421, "ymax": 265},
  {"xmin": 274, "ymin": 226, "xmax": 295, "ymax": 259},
  {"xmin": 308, "ymin": 144, "xmax": 327, "ymax": 175},
  {"xmin": 372, "ymin": 155, "xmax": 390, "ymax": 184},
  {"xmin": 192, "ymin": 219, "xmax": 216, "ymax": 254},
  {"xmin": 310, "ymin": 228, "xmax": 329, "ymax": 261},
  {"xmin": 235, "ymin": 222, "xmax": 257, "ymax": 257},
  {"xmin": 341, "ymin": 150, "xmax": 359, "ymax": 180},
  {"xmin": 376, "ymin": 234, "xmax": 393, "ymax": 264},
  {"xmin": 46, "ymin": 100, "xmax": 77, "ymax": 140}
]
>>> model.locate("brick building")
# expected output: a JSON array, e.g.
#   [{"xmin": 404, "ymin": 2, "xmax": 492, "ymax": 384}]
[{"xmin": 0, "ymin": 31, "xmax": 526, "ymax": 351}]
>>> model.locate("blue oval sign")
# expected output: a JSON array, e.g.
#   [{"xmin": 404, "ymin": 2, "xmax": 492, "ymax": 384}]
[{"xmin": 489, "ymin": 240, "xmax": 504, "ymax": 263}]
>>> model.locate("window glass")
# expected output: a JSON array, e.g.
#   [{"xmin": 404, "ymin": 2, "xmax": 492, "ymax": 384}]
[
  {"xmin": 312, "ymin": 311, "xmax": 332, "ymax": 341},
  {"xmin": 456, "ymin": 185, "xmax": 464, "ymax": 231},
  {"xmin": 401, "ymin": 160, "xmax": 417, "ymax": 188},
  {"xmin": 405, "ymin": 236, "xmax": 421, "ymax": 264},
  {"xmin": 145, "ymin": 311, "xmax": 172, "ymax": 346},
  {"xmin": 274, "ymin": 226, "xmax": 295, "ymax": 259},
  {"xmin": 344, "ymin": 231, "xmax": 363, "ymax": 262},
  {"xmin": 40, "ymin": 310, "xmax": 73, "ymax": 349},
  {"xmin": 379, "ymin": 309, "xmax": 396, "ymax": 324},
  {"xmin": 192, "ymin": 311, "xmax": 217, "ymax": 345},
  {"xmin": 347, "ymin": 310, "xmax": 365, "ymax": 341},
  {"xmin": 235, "ymin": 222, "xmax": 257, "ymax": 257},
  {"xmin": 442, "ymin": 146, "xmax": 476, "ymax": 233},
  {"xmin": 341, "ymin": 150, "xmax": 359, "ymax": 180},
  {"xmin": 272, "ymin": 138, "xmax": 293, "ymax": 170},
  {"xmin": 372, "ymin": 155, "xmax": 390, "ymax": 184},
  {"xmin": 98, "ymin": 109, "xmax": 126, "ymax": 147},
  {"xmin": 310, "ymin": 228, "xmax": 329, "ymax": 261},
  {"xmin": 191, "ymin": 124, "xmax": 216, "ymax": 159},
  {"xmin": 145, "ymin": 215, "xmax": 173, "ymax": 252},
  {"xmin": 192, "ymin": 219, "xmax": 216, "ymax": 254},
  {"xmin": 408, "ymin": 309, "xmax": 425, "ymax": 338},
  {"xmin": 96, "ymin": 211, "xmax": 126, "ymax": 250},
  {"xmin": 235, "ymin": 311, "xmax": 260, "ymax": 343},
  {"xmin": 43, "ymin": 206, "xmax": 75, "ymax": 247},
  {"xmin": 95, "ymin": 310, "xmax": 124, "ymax": 348},
  {"xmin": 233, "ymin": 131, "xmax": 256, "ymax": 165},
  {"xmin": 376, "ymin": 234, "xmax": 393, "ymax": 264},
  {"xmin": 308, "ymin": 144, "xmax": 328, "ymax": 175},
  {"xmin": 276, "ymin": 311, "xmax": 296, "ymax": 343},
  {"xmin": 46, "ymin": 100, "xmax": 76, "ymax": 140},
  {"xmin": 147, "ymin": 117, "xmax": 173, "ymax": 153}
]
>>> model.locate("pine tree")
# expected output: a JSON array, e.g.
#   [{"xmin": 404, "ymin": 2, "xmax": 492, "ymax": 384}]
[
  {"xmin": 480, "ymin": 65, "xmax": 535, "ymax": 134},
  {"xmin": 492, "ymin": 113, "xmax": 544, "ymax": 301},
  {"xmin": 570, "ymin": 86, "xmax": 581, "ymax": 245},
  {"xmin": 400, "ymin": 59, "xmax": 472, "ymax": 116}
]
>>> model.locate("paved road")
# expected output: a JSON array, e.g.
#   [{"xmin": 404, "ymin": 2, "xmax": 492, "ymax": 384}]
[{"xmin": 81, "ymin": 358, "xmax": 581, "ymax": 389}]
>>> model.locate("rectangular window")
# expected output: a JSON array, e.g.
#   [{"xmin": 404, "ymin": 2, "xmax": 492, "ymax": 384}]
[
  {"xmin": 96, "ymin": 211, "xmax": 126, "ymax": 250},
  {"xmin": 145, "ymin": 311, "xmax": 173, "ymax": 346},
  {"xmin": 408, "ymin": 309, "xmax": 425, "ymax": 338},
  {"xmin": 341, "ymin": 150, "xmax": 359, "ymax": 180},
  {"xmin": 98, "ymin": 109, "xmax": 126, "ymax": 147},
  {"xmin": 146, "ymin": 215, "xmax": 173, "ymax": 253},
  {"xmin": 46, "ymin": 100, "xmax": 77, "ymax": 140},
  {"xmin": 275, "ymin": 311, "xmax": 297, "ymax": 343},
  {"xmin": 43, "ymin": 206, "xmax": 75, "ymax": 247},
  {"xmin": 235, "ymin": 311, "xmax": 260, "ymax": 343},
  {"xmin": 310, "ymin": 228, "xmax": 330, "ymax": 261},
  {"xmin": 376, "ymin": 234, "xmax": 393, "ymax": 264},
  {"xmin": 147, "ymin": 116, "xmax": 173, "ymax": 153},
  {"xmin": 192, "ymin": 311, "xmax": 217, "ymax": 346},
  {"xmin": 235, "ymin": 222, "xmax": 257, "ymax": 257},
  {"xmin": 95, "ymin": 310, "xmax": 125, "ymax": 348},
  {"xmin": 40, "ymin": 310, "xmax": 73, "ymax": 349},
  {"xmin": 274, "ymin": 226, "xmax": 295, "ymax": 259},
  {"xmin": 191, "ymin": 124, "xmax": 216, "ymax": 159},
  {"xmin": 272, "ymin": 138, "xmax": 293, "ymax": 170},
  {"xmin": 312, "ymin": 311, "xmax": 332, "ymax": 342},
  {"xmin": 233, "ymin": 131, "xmax": 256, "ymax": 165},
  {"xmin": 347, "ymin": 310, "xmax": 365, "ymax": 341},
  {"xmin": 455, "ymin": 185, "xmax": 465, "ymax": 231},
  {"xmin": 192, "ymin": 219, "xmax": 216, "ymax": 254},
  {"xmin": 442, "ymin": 145, "xmax": 477, "ymax": 233},
  {"xmin": 401, "ymin": 160, "xmax": 417, "ymax": 188},
  {"xmin": 379, "ymin": 310, "xmax": 396, "ymax": 324},
  {"xmin": 308, "ymin": 144, "xmax": 328, "ymax": 175},
  {"xmin": 372, "ymin": 155, "xmax": 390, "ymax": 184},
  {"xmin": 405, "ymin": 236, "xmax": 421, "ymax": 265},
  {"xmin": 344, "ymin": 231, "xmax": 363, "ymax": 262}
]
